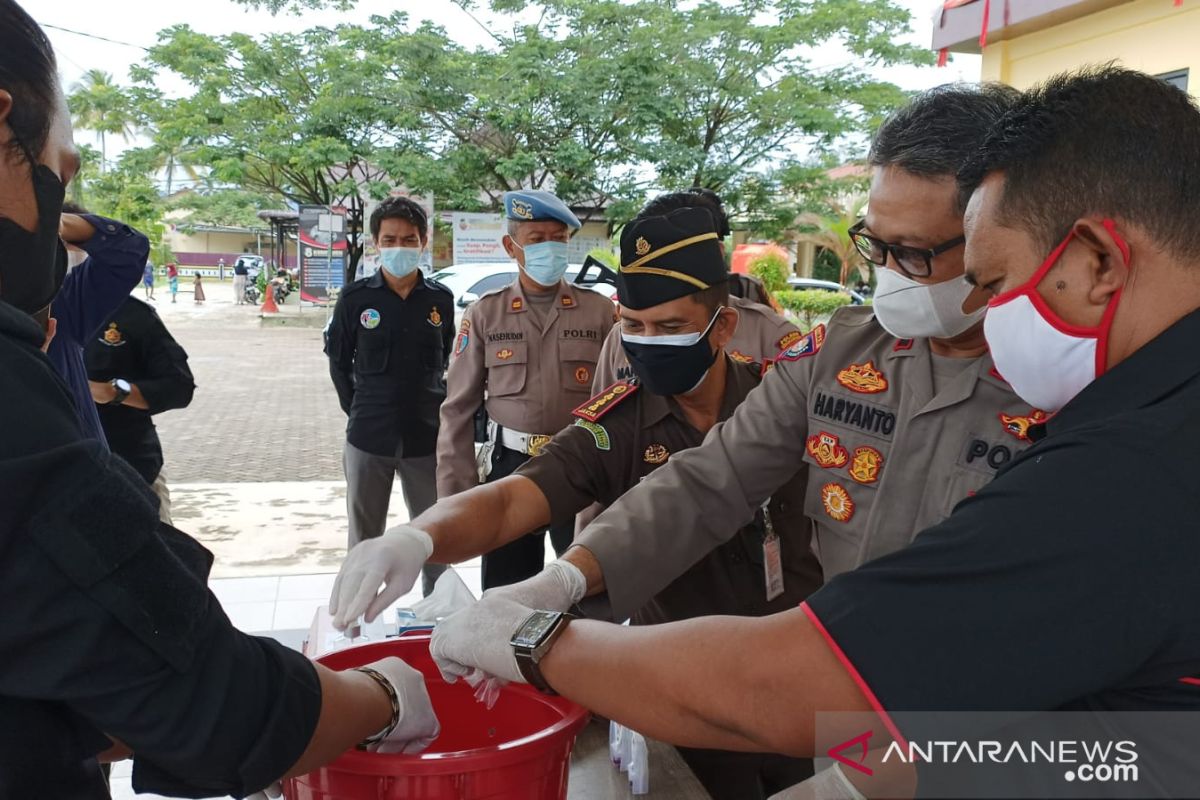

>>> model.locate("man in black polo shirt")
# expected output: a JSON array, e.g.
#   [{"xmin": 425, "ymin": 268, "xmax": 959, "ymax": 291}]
[
  {"xmin": 432, "ymin": 66, "xmax": 1200, "ymax": 797},
  {"xmin": 325, "ymin": 197, "xmax": 454, "ymax": 596}
]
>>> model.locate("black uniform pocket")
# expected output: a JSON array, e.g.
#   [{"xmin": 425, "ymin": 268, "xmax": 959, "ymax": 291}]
[
  {"xmin": 356, "ymin": 334, "xmax": 391, "ymax": 375},
  {"xmin": 28, "ymin": 451, "xmax": 212, "ymax": 673}
]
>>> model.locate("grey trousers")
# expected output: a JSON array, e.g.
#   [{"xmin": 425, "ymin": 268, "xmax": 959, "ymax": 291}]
[{"xmin": 343, "ymin": 442, "xmax": 447, "ymax": 596}]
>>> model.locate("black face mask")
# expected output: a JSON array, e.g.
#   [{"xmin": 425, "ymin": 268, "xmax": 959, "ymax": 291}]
[
  {"xmin": 0, "ymin": 163, "xmax": 67, "ymax": 314},
  {"xmin": 620, "ymin": 308, "xmax": 723, "ymax": 396}
]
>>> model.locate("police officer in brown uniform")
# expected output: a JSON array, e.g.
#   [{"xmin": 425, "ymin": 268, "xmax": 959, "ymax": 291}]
[
  {"xmin": 436, "ymin": 189, "xmax": 615, "ymax": 588},
  {"xmin": 427, "ymin": 89, "xmax": 1051, "ymax": 796},
  {"xmin": 592, "ymin": 189, "xmax": 799, "ymax": 391},
  {"xmin": 331, "ymin": 206, "xmax": 820, "ymax": 798}
]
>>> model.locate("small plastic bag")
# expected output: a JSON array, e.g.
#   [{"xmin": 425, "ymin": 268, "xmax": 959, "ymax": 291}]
[
  {"xmin": 414, "ymin": 570, "xmax": 507, "ymax": 710},
  {"xmin": 627, "ymin": 733, "xmax": 650, "ymax": 795}
]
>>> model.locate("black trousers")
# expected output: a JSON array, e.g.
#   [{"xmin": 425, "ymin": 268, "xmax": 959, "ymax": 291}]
[
  {"xmin": 481, "ymin": 446, "xmax": 574, "ymax": 590},
  {"xmin": 677, "ymin": 745, "xmax": 814, "ymax": 800}
]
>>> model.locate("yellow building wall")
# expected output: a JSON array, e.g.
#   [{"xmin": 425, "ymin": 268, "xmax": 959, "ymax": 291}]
[
  {"xmin": 982, "ymin": 0, "xmax": 1200, "ymax": 92},
  {"xmin": 166, "ymin": 229, "xmax": 265, "ymax": 259}
]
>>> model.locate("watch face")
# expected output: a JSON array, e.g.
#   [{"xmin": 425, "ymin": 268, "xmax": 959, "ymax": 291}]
[
  {"xmin": 514, "ymin": 611, "xmax": 559, "ymax": 649},
  {"xmin": 115, "ymin": 379, "xmax": 132, "ymax": 392}
]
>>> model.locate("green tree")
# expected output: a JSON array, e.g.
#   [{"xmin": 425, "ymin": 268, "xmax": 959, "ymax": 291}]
[
  {"xmin": 82, "ymin": 150, "xmax": 168, "ymax": 262},
  {"xmin": 776, "ymin": 288, "xmax": 852, "ymax": 331},
  {"xmin": 748, "ymin": 251, "xmax": 790, "ymax": 295},
  {"xmin": 792, "ymin": 190, "xmax": 869, "ymax": 286},
  {"xmin": 166, "ymin": 189, "xmax": 279, "ymax": 230},
  {"xmin": 68, "ymin": 69, "xmax": 139, "ymax": 173},
  {"xmin": 134, "ymin": 23, "xmax": 397, "ymax": 281}
]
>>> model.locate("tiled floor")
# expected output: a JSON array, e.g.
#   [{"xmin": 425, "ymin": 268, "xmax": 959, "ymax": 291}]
[{"xmin": 108, "ymin": 562, "xmax": 485, "ymax": 800}]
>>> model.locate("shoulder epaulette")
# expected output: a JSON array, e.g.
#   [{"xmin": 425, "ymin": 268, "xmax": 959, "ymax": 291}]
[
  {"xmin": 573, "ymin": 379, "xmax": 640, "ymax": 422},
  {"xmin": 775, "ymin": 324, "xmax": 826, "ymax": 363},
  {"xmin": 424, "ymin": 275, "xmax": 452, "ymax": 295}
]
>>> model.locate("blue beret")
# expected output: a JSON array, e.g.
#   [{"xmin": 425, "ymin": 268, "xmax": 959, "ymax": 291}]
[{"xmin": 503, "ymin": 190, "xmax": 580, "ymax": 231}]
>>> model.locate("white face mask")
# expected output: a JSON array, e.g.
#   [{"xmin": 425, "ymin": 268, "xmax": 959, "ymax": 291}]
[
  {"xmin": 871, "ymin": 267, "xmax": 985, "ymax": 339},
  {"xmin": 983, "ymin": 220, "xmax": 1129, "ymax": 413}
]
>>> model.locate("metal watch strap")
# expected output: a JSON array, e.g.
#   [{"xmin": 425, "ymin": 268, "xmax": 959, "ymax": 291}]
[{"xmin": 354, "ymin": 666, "xmax": 401, "ymax": 749}]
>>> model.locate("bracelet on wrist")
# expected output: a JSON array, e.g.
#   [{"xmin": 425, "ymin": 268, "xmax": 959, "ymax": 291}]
[{"xmin": 354, "ymin": 666, "xmax": 401, "ymax": 749}]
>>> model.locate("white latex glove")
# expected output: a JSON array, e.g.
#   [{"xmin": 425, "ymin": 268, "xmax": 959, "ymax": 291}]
[
  {"xmin": 430, "ymin": 594, "xmax": 534, "ymax": 685},
  {"xmin": 246, "ymin": 782, "xmax": 281, "ymax": 800},
  {"xmin": 329, "ymin": 525, "xmax": 434, "ymax": 630},
  {"xmin": 362, "ymin": 656, "xmax": 441, "ymax": 754},
  {"xmin": 768, "ymin": 764, "xmax": 867, "ymax": 800},
  {"xmin": 482, "ymin": 559, "xmax": 587, "ymax": 612}
]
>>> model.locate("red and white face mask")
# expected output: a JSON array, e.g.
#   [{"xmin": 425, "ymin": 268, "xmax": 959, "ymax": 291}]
[{"xmin": 983, "ymin": 219, "xmax": 1130, "ymax": 413}]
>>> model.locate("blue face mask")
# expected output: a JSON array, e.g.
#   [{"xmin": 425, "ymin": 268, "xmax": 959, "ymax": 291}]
[
  {"xmin": 516, "ymin": 240, "xmax": 570, "ymax": 286},
  {"xmin": 379, "ymin": 247, "xmax": 422, "ymax": 278}
]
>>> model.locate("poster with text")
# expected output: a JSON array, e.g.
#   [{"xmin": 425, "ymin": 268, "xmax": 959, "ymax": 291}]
[{"xmin": 299, "ymin": 205, "xmax": 346, "ymax": 304}]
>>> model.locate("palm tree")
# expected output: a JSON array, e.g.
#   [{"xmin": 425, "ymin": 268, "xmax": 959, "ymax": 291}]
[
  {"xmin": 151, "ymin": 140, "xmax": 202, "ymax": 196},
  {"xmin": 792, "ymin": 192, "xmax": 870, "ymax": 286},
  {"xmin": 68, "ymin": 70, "xmax": 137, "ymax": 173}
]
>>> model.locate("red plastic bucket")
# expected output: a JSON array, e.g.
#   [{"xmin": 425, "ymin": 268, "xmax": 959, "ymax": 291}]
[{"xmin": 284, "ymin": 636, "xmax": 590, "ymax": 800}]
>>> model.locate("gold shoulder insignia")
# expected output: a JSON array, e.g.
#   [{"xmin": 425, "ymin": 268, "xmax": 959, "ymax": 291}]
[{"xmin": 573, "ymin": 380, "xmax": 640, "ymax": 423}]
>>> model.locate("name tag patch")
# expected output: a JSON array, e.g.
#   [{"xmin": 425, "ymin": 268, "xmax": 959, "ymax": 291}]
[{"xmin": 812, "ymin": 391, "xmax": 897, "ymax": 439}]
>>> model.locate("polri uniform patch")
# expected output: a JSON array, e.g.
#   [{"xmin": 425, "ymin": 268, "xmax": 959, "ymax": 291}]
[
  {"xmin": 100, "ymin": 322, "xmax": 126, "ymax": 346},
  {"xmin": 776, "ymin": 324, "xmax": 825, "ymax": 362},
  {"xmin": 848, "ymin": 446, "xmax": 884, "ymax": 485},
  {"xmin": 778, "ymin": 330, "xmax": 802, "ymax": 351},
  {"xmin": 806, "ymin": 431, "xmax": 849, "ymax": 469},
  {"xmin": 999, "ymin": 410, "xmax": 1049, "ymax": 442},
  {"xmin": 573, "ymin": 380, "xmax": 640, "ymax": 423},
  {"xmin": 836, "ymin": 361, "xmax": 888, "ymax": 394},
  {"xmin": 821, "ymin": 483, "xmax": 855, "ymax": 522},
  {"xmin": 360, "ymin": 309, "xmax": 381, "ymax": 330}
]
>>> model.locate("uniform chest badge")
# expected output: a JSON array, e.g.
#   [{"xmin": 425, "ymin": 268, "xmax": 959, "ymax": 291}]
[
  {"xmin": 999, "ymin": 410, "xmax": 1049, "ymax": 442},
  {"xmin": 511, "ymin": 298, "xmax": 524, "ymax": 312},
  {"xmin": 836, "ymin": 361, "xmax": 888, "ymax": 394},
  {"xmin": 729, "ymin": 350, "xmax": 755, "ymax": 364},
  {"xmin": 806, "ymin": 431, "xmax": 849, "ymax": 469},
  {"xmin": 643, "ymin": 443, "xmax": 670, "ymax": 465},
  {"xmin": 820, "ymin": 483, "xmax": 855, "ymax": 522},
  {"xmin": 575, "ymin": 366, "xmax": 591, "ymax": 385},
  {"xmin": 561, "ymin": 295, "xmax": 575, "ymax": 308},
  {"xmin": 777, "ymin": 330, "xmax": 802, "ymax": 351},
  {"xmin": 100, "ymin": 322, "xmax": 125, "ymax": 346},
  {"xmin": 497, "ymin": 348, "xmax": 514, "ymax": 361},
  {"xmin": 848, "ymin": 446, "xmax": 884, "ymax": 485},
  {"xmin": 428, "ymin": 307, "xmax": 442, "ymax": 327},
  {"xmin": 360, "ymin": 309, "xmax": 381, "ymax": 330}
]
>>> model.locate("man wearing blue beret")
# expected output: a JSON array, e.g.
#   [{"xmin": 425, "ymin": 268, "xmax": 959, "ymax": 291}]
[{"xmin": 434, "ymin": 189, "xmax": 616, "ymax": 588}]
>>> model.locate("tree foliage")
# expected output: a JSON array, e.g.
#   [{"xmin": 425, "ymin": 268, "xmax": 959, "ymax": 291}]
[
  {"xmin": 76, "ymin": 0, "xmax": 930, "ymax": 280},
  {"xmin": 776, "ymin": 288, "xmax": 853, "ymax": 331}
]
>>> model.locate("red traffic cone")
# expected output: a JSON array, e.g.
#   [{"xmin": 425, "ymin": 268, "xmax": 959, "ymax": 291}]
[{"xmin": 260, "ymin": 283, "xmax": 279, "ymax": 314}]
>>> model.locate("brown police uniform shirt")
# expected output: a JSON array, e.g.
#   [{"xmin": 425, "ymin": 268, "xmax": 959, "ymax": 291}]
[
  {"xmin": 517, "ymin": 358, "xmax": 822, "ymax": 625},
  {"xmin": 436, "ymin": 279, "xmax": 616, "ymax": 497},
  {"xmin": 591, "ymin": 294, "xmax": 801, "ymax": 391},
  {"xmin": 575, "ymin": 305, "xmax": 1045, "ymax": 622}
]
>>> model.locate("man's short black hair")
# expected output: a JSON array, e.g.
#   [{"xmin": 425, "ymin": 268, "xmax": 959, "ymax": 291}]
[
  {"xmin": 640, "ymin": 189, "xmax": 731, "ymax": 239},
  {"xmin": 370, "ymin": 196, "xmax": 428, "ymax": 241},
  {"xmin": 869, "ymin": 83, "xmax": 1021, "ymax": 210},
  {"xmin": 958, "ymin": 65, "xmax": 1200, "ymax": 259},
  {"xmin": 0, "ymin": 0, "xmax": 59, "ymax": 160}
]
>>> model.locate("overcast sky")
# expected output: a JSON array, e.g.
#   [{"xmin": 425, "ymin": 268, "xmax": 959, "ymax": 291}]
[{"xmin": 37, "ymin": 0, "xmax": 981, "ymax": 166}]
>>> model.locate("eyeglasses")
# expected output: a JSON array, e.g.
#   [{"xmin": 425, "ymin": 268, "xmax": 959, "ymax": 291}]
[{"xmin": 848, "ymin": 220, "xmax": 966, "ymax": 279}]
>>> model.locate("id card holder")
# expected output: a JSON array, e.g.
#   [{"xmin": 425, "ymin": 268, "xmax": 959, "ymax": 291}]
[{"xmin": 761, "ymin": 501, "xmax": 784, "ymax": 602}]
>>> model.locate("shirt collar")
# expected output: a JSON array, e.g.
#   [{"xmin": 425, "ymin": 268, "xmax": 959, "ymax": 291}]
[{"xmin": 1039, "ymin": 306, "xmax": 1200, "ymax": 439}]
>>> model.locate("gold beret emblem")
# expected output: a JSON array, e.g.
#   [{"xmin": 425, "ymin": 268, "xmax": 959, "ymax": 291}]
[{"xmin": 634, "ymin": 236, "xmax": 651, "ymax": 256}]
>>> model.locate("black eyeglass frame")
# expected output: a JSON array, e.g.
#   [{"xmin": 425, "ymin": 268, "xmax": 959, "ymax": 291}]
[{"xmin": 848, "ymin": 220, "xmax": 966, "ymax": 279}]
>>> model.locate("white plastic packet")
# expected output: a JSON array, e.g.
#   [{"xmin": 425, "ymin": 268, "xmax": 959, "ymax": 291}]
[
  {"xmin": 627, "ymin": 733, "xmax": 650, "ymax": 795},
  {"xmin": 412, "ymin": 569, "xmax": 507, "ymax": 709}
]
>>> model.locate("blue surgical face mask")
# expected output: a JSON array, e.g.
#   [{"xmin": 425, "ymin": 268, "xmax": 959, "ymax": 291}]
[
  {"xmin": 516, "ymin": 240, "xmax": 570, "ymax": 286},
  {"xmin": 379, "ymin": 247, "xmax": 422, "ymax": 278}
]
